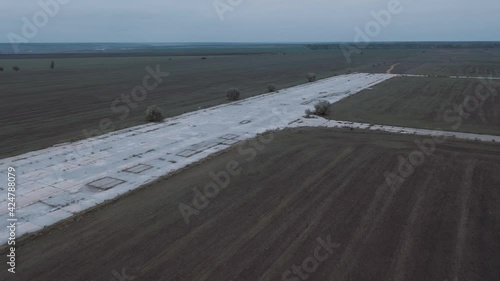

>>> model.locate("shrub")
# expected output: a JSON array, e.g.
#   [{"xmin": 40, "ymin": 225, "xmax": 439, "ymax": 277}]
[
  {"xmin": 268, "ymin": 84, "xmax": 277, "ymax": 92},
  {"xmin": 0, "ymin": 67, "xmax": 3, "ymax": 71},
  {"xmin": 145, "ymin": 105, "xmax": 164, "ymax": 122},
  {"xmin": 305, "ymin": 101, "xmax": 331, "ymax": 117},
  {"xmin": 226, "ymin": 88, "xmax": 241, "ymax": 101},
  {"xmin": 306, "ymin": 73, "xmax": 317, "ymax": 82},
  {"xmin": 12, "ymin": 66, "xmax": 20, "ymax": 72},
  {"xmin": 313, "ymin": 100, "xmax": 331, "ymax": 116}
]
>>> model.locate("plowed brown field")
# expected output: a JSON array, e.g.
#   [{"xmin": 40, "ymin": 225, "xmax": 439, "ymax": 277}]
[{"xmin": 1, "ymin": 128, "xmax": 499, "ymax": 281}]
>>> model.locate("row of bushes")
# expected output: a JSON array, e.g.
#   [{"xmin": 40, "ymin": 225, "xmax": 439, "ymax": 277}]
[
  {"xmin": 146, "ymin": 99, "xmax": 332, "ymax": 123},
  {"xmin": 227, "ymin": 73, "xmax": 318, "ymax": 101},
  {"xmin": 145, "ymin": 73, "xmax": 322, "ymax": 123},
  {"xmin": 145, "ymin": 87, "xmax": 246, "ymax": 122},
  {"xmin": 1, "ymin": 62, "xmax": 55, "ymax": 72},
  {"xmin": 0, "ymin": 66, "xmax": 20, "ymax": 72}
]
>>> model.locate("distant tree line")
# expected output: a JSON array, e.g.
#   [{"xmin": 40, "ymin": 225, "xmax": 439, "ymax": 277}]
[
  {"xmin": 0, "ymin": 61, "xmax": 55, "ymax": 72},
  {"xmin": 305, "ymin": 42, "xmax": 500, "ymax": 51}
]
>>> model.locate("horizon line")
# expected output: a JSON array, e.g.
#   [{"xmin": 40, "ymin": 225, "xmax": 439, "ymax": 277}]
[{"xmin": 1, "ymin": 40, "xmax": 500, "ymax": 45}]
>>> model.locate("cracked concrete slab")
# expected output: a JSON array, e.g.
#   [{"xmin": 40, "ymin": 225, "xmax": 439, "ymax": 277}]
[
  {"xmin": 123, "ymin": 164, "xmax": 153, "ymax": 174},
  {"xmin": 87, "ymin": 177, "xmax": 126, "ymax": 190}
]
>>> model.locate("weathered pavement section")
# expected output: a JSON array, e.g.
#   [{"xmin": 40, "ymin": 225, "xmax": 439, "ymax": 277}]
[
  {"xmin": 1, "ymin": 72, "xmax": 500, "ymax": 244},
  {"xmin": 0, "ymin": 73, "xmax": 393, "ymax": 243},
  {"xmin": 310, "ymin": 120, "xmax": 500, "ymax": 143}
]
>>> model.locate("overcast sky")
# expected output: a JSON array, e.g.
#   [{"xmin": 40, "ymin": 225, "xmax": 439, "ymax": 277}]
[{"xmin": 1, "ymin": 0, "xmax": 499, "ymax": 43}]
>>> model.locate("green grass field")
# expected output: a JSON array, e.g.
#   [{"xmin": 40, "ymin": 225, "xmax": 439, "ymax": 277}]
[{"xmin": 328, "ymin": 76, "xmax": 500, "ymax": 135}]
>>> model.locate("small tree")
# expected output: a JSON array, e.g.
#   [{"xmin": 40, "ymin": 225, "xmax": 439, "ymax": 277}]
[
  {"xmin": 50, "ymin": 61, "xmax": 55, "ymax": 69},
  {"xmin": 226, "ymin": 88, "xmax": 241, "ymax": 101},
  {"xmin": 306, "ymin": 73, "xmax": 317, "ymax": 82},
  {"xmin": 145, "ymin": 105, "xmax": 164, "ymax": 122},
  {"xmin": 268, "ymin": 84, "xmax": 277, "ymax": 92},
  {"xmin": 12, "ymin": 66, "xmax": 20, "ymax": 72}
]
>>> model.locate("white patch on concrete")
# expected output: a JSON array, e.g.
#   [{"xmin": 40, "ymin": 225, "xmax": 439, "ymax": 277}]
[{"xmin": 123, "ymin": 164, "xmax": 153, "ymax": 174}]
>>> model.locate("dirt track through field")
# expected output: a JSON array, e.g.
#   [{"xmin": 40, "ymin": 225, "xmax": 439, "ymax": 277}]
[
  {"xmin": 2, "ymin": 128, "xmax": 499, "ymax": 281},
  {"xmin": 386, "ymin": 63, "xmax": 400, "ymax": 74}
]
